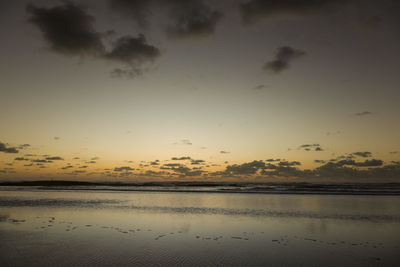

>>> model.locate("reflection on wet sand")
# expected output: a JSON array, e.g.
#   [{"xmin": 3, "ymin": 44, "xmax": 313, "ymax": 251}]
[{"xmin": 0, "ymin": 189, "xmax": 399, "ymax": 266}]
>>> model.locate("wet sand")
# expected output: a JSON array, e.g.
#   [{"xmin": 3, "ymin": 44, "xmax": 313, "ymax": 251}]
[{"xmin": 0, "ymin": 189, "xmax": 399, "ymax": 266}]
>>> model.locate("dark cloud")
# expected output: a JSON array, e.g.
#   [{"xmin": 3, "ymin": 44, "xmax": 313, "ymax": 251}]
[
  {"xmin": 314, "ymin": 159, "xmax": 326, "ymax": 163},
  {"xmin": 191, "ymin": 159, "xmax": 205, "ymax": 165},
  {"xmin": 161, "ymin": 163, "xmax": 204, "ymax": 177},
  {"xmin": 299, "ymin": 143, "xmax": 323, "ymax": 151},
  {"xmin": 263, "ymin": 46, "xmax": 306, "ymax": 74},
  {"xmin": 18, "ymin": 144, "xmax": 30, "ymax": 149},
  {"xmin": 253, "ymin": 84, "xmax": 268, "ymax": 90},
  {"xmin": 61, "ymin": 165, "xmax": 73, "ymax": 170},
  {"xmin": 143, "ymin": 170, "xmax": 168, "ymax": 176},
  {"xmin": 354, "ymin": 159, "xmax": 383, "ymax": 167},
  {"xmin": 320, "ymin": 158, "xmax": 383, "ymax": 167},
  {"xmin": 355, "ymin": 111, "xmax": 372, "ymax": 116},
  {"xmin": 114, "ymin": 166, "xmax": 135, "ymax": 172},
  {"xmin": 45, "ymin": 156, "xmax": 64, "ymax": 160},
  {"xmin": 165, "ymin": 0, "xmax": 223, "ymax": 39},
  {"xmin": 28, "ymin": 2, "xmax": 161, "ymax": 78},
  {"xmin": 108, "ymin": 0, "xmax": 153, "ymax": 28},
  {"xmin": 0, "ymin": 142, "xmax": 19, "ymax": 153},
  {"xmin": 14, "ymin": 157, "xmax": 29, "ymax": 161},
  {"xmin": 278, "ymin": 161, "xmax": 301, "ymax": 167},
  {"xmin": 266, "ymin": 158, "xmax": 280, "ymax": 162},
  {"xmin": 108, "ymin": 0, "xmax": 223, "ymax": 39},
  {"xmin": 220, "ymin": 150, "xmax": 230, "ymax": 154},
  {"xmin": 27, "ymin": 2, "xmax": 104, "ymax": 57},
  {"xmin": 171, "ymin": 156, "xmax": 192, "ymax": 160},
  {"xmin": 239, "ymin": 0, "xmax": 349, "ymax": 25},
  {"xmin": 351, "ymin": 151, "xmax": 372, "ymax": 158},
  {"xmin": 210, "ymin": 155, "xmax": 395, "ymax": 179},
  {"xmin": 32, "ymin": 159, "xmax": 53, "ymax": 163},
  {"xmin": 312, "ymin": 160, "xmax": 397, "ymax": 179},
  {"xmin": 104, "ymin": 34, "xmax": 160, "ymax": 77},
  {"xmin": 224, "ymin": 160, "xmax": 266, "ymax": 175},
  {"xmin": 54, "ymin": 137, "xmax": 60, "ymax": 140},
  {"xmin": 163, "ymin": 163, "xmax": 182, "ymax": 167}
]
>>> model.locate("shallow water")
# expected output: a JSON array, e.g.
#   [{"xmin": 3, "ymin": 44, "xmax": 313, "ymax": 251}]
[{"xmin": 0, "ymin": 189, "xmax": 399, "ymax": 266}]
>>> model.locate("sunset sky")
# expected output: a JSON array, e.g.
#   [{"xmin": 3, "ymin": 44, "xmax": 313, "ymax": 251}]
[{"xmin": 1, "ymin": 0, "xmax": 399, "ymax": 182}]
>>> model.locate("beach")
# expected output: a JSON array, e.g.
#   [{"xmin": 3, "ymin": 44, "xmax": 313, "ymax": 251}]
[{"xmin": 1, "ymin": 187, "xmax": 399, "ymax": 266}]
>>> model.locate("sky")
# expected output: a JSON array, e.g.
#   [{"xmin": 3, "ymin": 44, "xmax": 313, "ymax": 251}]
[{"xmin": 0, "ymin": 0, "xmax": 399, "ymax": 182}]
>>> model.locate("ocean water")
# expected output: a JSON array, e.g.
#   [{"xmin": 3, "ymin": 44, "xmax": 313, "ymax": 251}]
[{"xmin": 0, "ymin": 188, "xmax": 399, "ymax": 266}]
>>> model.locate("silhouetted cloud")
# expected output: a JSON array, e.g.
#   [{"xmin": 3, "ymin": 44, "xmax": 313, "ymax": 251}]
[
  {"xmin": 266, "ymin": 158, "xmax": 280, "ymax": 162},
  {"xmin": 32, "ymin": 159, "xmax": 53, "ymax": 163},
  {"xmin": 314, "ymin": 159, "xmax": 326, "ymax": 163},
  {"xmin": 0, "ymin": 142, "xmax": 19, "ymax": 153},
  {"xmin": 18, "ymin": 144, "xmax": 30, "ymax": 149},
  {"xmin": 224, "ymin": 160, "xmax": 265, "ymax": 175},
  {"xmin": 104, "ymin": 34, "xmax": 160, "ymax": 77},
  {"xmin": 108, "ymin": 0, "xmax": 153, "ymax": 28},
  {"xmin": 61, "ymin": 165, "xmax": 73, "ymax": 170},
  {"xmin": 355, "ymin": 111, "xmax": 372, "ymax": 116},
  {"xmin": 27, "ymin": 2, "xmax": 104, "ymax": 57},
  {"xmin": 220, "ymin": 150, "xmax": 230, "ymax": 154},
  {"xmin": 191, "ymin": 159, "xmax": 205, "ymax": 165},
  {"xmin": 239, "ymin": 0, "xmax": 348, "ymax": 25},
  {"xmin": 163, "ymin": 163, "xmax": 182, "ymax": 167},
  {"xmin": 263, "ymin": 46, "xmax": 306, "ymax": 74},
  {"xmin": 278, "ymin": 161, "xmax": 301, "ymax": 167},
  {"xmin": 160, "ymin": 163, "xmax": 204, "ymax": 177},
  {"xmin": 171, "ymin": 156, "xmax": 192, "ymax": 160},
  {"xmin": 210, "ymin": 154, "xmax": 396, "ymax": 179},
  {"xmin": 108, "ymin": 0, "xmax": 223, "ymax": 39},
  {"xmin": 165, "ymin": 0, "xmax": 223, "ymax": 39},
  {"xmin": 28, "ymin": 2, "xmax": 161, "ymax": 78},
  {"xmin": 45, "ymin": 156, "xmax": 64, "ymax": 160},
  {"xmin": 299, "ymin": 143, "xmax": 323, "ymax": 151},
  {"xmin": 351, "ymin": 151, "xmax": 372, "ymax": 158},
  {"xmin": 114, "ymin": 166, "xmax": 135, "ymax": 172},
  {"xmin": 354, "ymin": 159, "xmax": 383, "ymax": 167},
  {"xmin": 14, "ymin": 157, "xmax": 29, "ymax": 161},
  {"xmin": 313, "ymin": 158, "xmax": 384, "ymax": 169}
]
